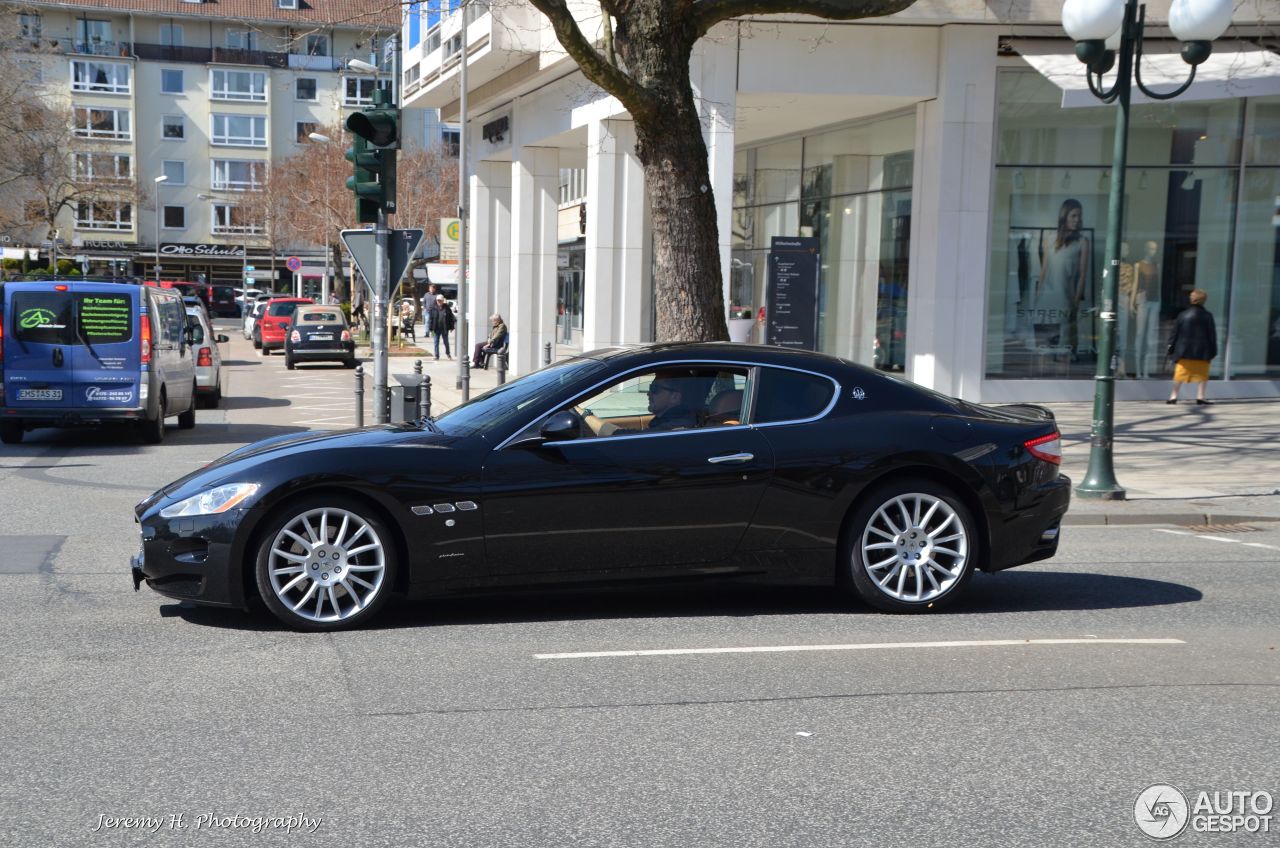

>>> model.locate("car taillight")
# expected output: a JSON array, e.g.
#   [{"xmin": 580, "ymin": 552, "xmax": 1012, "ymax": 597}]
[
  {"xmin": 341, "ymin": 330, "xmax": 351, "ymax": 342},
  {"xmin": 290, "ymin": 330, "xmax": 300, "ymax": 343},
  {"xmin": 197, "ymin": 347, "xmax": 212, "ymax": 367},
  {"xmin": 140, "ymin": 313, "xmax": 152, "ymax": 365},
  {"xmin": 1024, "ymin": 432, "xmax": 1062, "ymax": 465}
]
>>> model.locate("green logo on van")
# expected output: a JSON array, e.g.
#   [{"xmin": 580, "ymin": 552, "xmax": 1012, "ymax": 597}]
[{"xmin": 19, "ymin": 308, "xmax": 57, "ymax": 329}]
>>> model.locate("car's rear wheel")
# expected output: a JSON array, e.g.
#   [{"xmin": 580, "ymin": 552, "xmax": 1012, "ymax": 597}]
[
  {"xmin": 845, "ymin": 478, "xmax": 977, "ymax": 613},
  {"xmin": 177, "ymin": 388, "xmax": 196, "ymax": 429},
  {"xmin": 284, "ymin": 352, "xmax": 295, "ymax": 370},
  {"xmin": 141, "ymin": 396, "xmax": 165, "ymax": 444},
  {"xmin": 209, "ymin": 383, "xmax": 222, "ymax": 408},
  {"xmin": 344, "ymin": 357, "xmax": 357, "ymax": 369},
  {"xmin": 0, "ymin": 420, "xmax": 23, "ymax": 444},
  {"xmin": 255, "ymin": 497, "xmax": 397, "ymax": 631}
]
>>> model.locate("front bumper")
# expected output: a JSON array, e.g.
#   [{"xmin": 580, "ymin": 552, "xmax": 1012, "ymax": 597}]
[{"xmin": 132, "ymin": 507, "xmax": 250, "ymax": 608}]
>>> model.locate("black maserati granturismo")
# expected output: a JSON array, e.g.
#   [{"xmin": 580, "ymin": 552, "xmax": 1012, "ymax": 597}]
[{"xmin": 132, "ymin": 343, "xmax": 1070, "ymax": 630}]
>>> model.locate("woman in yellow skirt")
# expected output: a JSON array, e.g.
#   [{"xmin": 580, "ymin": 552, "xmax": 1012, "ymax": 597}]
[{"xmin": 1166, "ymin": 289, "xmax": 1218, "ymax": 406}]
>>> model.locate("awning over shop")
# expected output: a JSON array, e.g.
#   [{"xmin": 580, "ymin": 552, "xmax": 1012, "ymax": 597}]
[{"xmin": 1011, "ymin": 39, "xmax": 1280, "ymax": 107}]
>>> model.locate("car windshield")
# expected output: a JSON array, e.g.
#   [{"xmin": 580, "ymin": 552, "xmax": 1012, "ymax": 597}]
[
  {"xmin": 302, "ymin": 312, "xmax": 342, "ymax": 323},
  {"xmin": 433, "ymin": 357, "xmax": 608, "ymax": 438}
]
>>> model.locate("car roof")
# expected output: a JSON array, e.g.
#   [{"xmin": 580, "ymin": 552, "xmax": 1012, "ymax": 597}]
[{"xmin": 582, "ymin": 342, "xmax": 853, "ymax": 371}]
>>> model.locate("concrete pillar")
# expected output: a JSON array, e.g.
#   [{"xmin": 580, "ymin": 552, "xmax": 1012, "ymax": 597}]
[
  {"xmin": 583, "ymin": 119, "xmax": 646, "ymax": 350},
  {"xmin": 510, "ymin": 146, "xmax": 559, "ymax": 374},
  {"xmin": 470, "ymin": 159, "xmax": 511, "ymax": 350},
  {"xmin": 693, "ymin": 29, "xmax": 739, "ymax": 320},
  {"xmin": 907, "ymin": 25, "xmax": 997, "ymax": 400}
]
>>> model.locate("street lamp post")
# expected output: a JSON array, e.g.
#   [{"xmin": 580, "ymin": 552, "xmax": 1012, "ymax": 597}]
[
  {"xmin": 1062, "ymin": 0, "xmax": 1232, "ymax": 500},
  {"xmin": 309, "ymin": 132, "xmax": 335, "ymax": 303},
  {"xmin": 153, "ymin": 175, "xmax": 168, "ymax": 283}
]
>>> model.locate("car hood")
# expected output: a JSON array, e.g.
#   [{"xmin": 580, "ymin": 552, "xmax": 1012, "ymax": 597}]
[{"xmin": 143, "ymin": 424, "xmax": 455, "ymax": 508}]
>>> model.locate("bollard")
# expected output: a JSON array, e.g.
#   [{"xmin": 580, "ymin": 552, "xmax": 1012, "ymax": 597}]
[
  {"xmin": 496, "ymin": 350, "xmax": 507, "ymax": 385},
  {"xmin": 543, "ymin": 341, "xmax": 552, "ymax": 366},
  {"xmin": 419, "ymin": 375, "xmax": 431, "ymax": 421},
  {"xmin": 354, "ymin": 365, "xmax": 365, "ymax": 428},
  {"xmin": 414, "ymin": 359, "xmax": 422, "ymax": 377}
]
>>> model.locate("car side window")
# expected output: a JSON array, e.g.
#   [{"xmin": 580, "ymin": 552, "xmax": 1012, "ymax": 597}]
[
  {"xmin": 187, "ymin": 319, "xmax": 205, "ymax": 344},
  {"xmin": 569, "ymin": 366, "xmax": 750, "ymax": 438},
  {"xmin": 753, "ymin": 368, "xmax": 835, "ymax": 424}
]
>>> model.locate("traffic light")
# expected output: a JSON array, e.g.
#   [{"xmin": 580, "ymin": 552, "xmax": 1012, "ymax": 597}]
[{"xmin": 345, "ymin": 88, "xmax": 400, "ymax": 223}]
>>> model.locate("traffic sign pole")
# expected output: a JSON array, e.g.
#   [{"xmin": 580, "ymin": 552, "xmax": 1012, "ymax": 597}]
[{"xmin": 372, "ymin": 210, "xmax": 389, "ymax": 424}]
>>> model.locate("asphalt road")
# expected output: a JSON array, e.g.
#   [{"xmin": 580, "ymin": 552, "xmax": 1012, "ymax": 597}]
[{"xmin": 1, "ymin": 323, "xmax": 1276, "ymax": 847}]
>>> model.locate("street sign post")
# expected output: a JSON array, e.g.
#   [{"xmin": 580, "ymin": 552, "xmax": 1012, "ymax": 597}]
[{"xmin": 341, "ymin": 227, "xmax": 424, "ymax": 424}]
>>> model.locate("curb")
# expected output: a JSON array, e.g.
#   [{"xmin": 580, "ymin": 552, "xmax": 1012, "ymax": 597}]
[{"xmin": 1062, "ymin": 512, "xmax": 1280, "ymax": 527}]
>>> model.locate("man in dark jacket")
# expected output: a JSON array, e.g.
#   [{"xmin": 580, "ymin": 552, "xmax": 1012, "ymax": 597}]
[
  {"xmin": 1166, "ymin": 289, "xmax": 1218, "ymax": 405},
  {"xmin": 645, "ymin": 372, "xmax": 699, "ymax": 431},
  {"xmin": 426, "ymin": 294, "xmax": 456, "ymax": 360}
]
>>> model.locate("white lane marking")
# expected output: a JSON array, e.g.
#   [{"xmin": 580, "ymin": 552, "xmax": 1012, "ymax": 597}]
[
  {"xmin": 1154, "ymin": 528, "xmax": 1280, "ymax": 551},
  {"xmin": 534, "ymin": 638, "xmax": 1186, "ymax": 661}
]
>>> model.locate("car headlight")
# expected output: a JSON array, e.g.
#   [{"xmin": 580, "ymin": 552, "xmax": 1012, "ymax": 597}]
[{"xmin": 159, "ymin": 483, "xmax": 260, "ymax": 518}]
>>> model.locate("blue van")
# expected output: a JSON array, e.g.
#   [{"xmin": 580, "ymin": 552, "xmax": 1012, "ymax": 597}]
[{"xmin": 1, "ymin": 279, "xmax": 197, "ymax": 444}]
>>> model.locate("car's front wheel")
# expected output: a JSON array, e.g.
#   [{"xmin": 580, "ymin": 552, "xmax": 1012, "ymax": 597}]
[
  {"xmin": 254, "ymin": 497, "xmax": 397, "ymax": 631},
  {"xmin": 845, "ymin": 478, "xmax": 977, "ymax": 613}
]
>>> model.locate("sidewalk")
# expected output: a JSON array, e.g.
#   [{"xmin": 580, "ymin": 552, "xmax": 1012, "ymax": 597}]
[{"xmin": 371, "ymin": 339, "xmax": 1280, "ymax": 526}]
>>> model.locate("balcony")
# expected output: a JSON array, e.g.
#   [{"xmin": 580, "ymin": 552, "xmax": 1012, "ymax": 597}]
[
  {"xmin": 212, "ymin": 47, "xmax": 288, "ymax": 68},
  {"xmin": 288, "ymin": 54, "xmax": 340, "ymax": 71},
  {"xmin": 133, "ymin": 43, "xmax": 214, "ymax": 63}
]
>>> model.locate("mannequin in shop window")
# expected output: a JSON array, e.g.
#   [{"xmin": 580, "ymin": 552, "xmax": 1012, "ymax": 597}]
[
  {"xmin": 1132, "ymin": 240, "xmax": 1162, "ymax": 379},
  {"xmin": 1116, "ymin": 242, "xmax": 1135, "ymax": 378},
  {"xmin": 1035, "ymin": 198, "xmax": 1089, "ymax": 357}
]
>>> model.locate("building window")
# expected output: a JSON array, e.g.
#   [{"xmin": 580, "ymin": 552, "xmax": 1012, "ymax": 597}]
[
  {"xmin": 161, "ymin": 115, "xmax": 184, "ymax": 140},
  {"xmin": 278, "ymin": 0, "xmax": 298, "ymax": 8},
  {"xmin": 19, "ymin": 14, "xmax": 42, "ymax": 40},
  {"xmin": 984, "ymin": 69, "xmax": 1261, "ymax": 379},
  {"xmin": 295, "ymin": 77, "xmax": 317, "ymax": 101},
  {"xmin": 161, "ymin": 69, "xmax": 183, "ymax": 94},
  {"xmin": 71, "ymin": 60, "xmax": 130, "ymax": 95},
  {"xmin": 212, "ymin": 204, "xmax": 263, "ymax": 236},
  {"xmin": 211, "ymin": 69, "xmax": 267, "ymax": 102},
  {"xmin": 160, "ymin": 24, "xmax": 184, "ymax": 47},
  {"xmin": 442, "ymin": 128, "xmax": 459, "ymax": 157},
  {"xmin": 226, "ymin": 29, "xmax": 259, "ymax": 51},
  {"xmin": 74, "ymin": 107, "xmax": 131, "ymax": 141},
  {"xmin": 74, "ymin": 153, "xmax": 132, "ymax": 182},
  {"xmin": 211, "ymin": 114, "xmax": 267, "ymax": 147},
  {"xmin": 162, "ymin": 206, "xmax": 186, "ymax": 229},
  {"xmin": 344, "ymin": 76, "xmax": 378, "ymax": 107},
  {"xmin": 443, "ymin": 33, "xmax": 462, "ymax": 59},
  {"xmin": 162, "ymin": 160, "xmax": 186, "ymax": 184},
  {"xmin": 75, "ymin": 19, "xmax": 112, "ymax": 54},
  {"xmin": 295, "ymin": 121, "xmax": 317, "ymax": 143},
  {"xmin": 211, "ymin": 159, "xmax": 265, "ymax": 191},
  {"xmin": 75, "ymin": 201, "xmax": 133, "ymax": 231},
  {"xmin": 305, "ymin": 34, "xmax": 329, "ymax": 56},
  {"xmin": 407, "ymin": 1, "xmax": 421, "ymax": 48}
]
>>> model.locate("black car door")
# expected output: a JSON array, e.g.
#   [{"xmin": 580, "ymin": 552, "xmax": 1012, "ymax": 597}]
[{"xmin": 481, "ymin": 426, "xmax": 774, "ymax": 577}]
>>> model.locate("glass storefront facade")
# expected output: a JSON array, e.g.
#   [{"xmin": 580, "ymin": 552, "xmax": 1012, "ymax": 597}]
[
  {"xmin": 988, "ymin": 68, "xmax": 1280, "ymax": 381},
  {"xmin": 732, "ymin": 113, "xmax": 915, "ymax": 370}
]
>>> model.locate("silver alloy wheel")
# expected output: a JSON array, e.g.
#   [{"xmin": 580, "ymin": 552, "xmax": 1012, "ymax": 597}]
[
  {"xmin": 266, "ymin": 507, "xmax": 387, "ymax": 624},
  {"xmin": 859, "ymin": 493, "xmax": 968, "ymax": 603}
]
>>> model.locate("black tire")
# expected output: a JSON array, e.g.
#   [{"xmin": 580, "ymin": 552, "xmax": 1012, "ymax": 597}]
[
  {"xmin": 253, "ymin": 333, "xmax": 261, "ymax": 349},
  {"xmin": 177, "ymin": 397, "xmax": 196, "ymax": 429},
  {"xmin": 343, "ymin": 357, "xmax": 358, "ymax": 369},
  {"xmin": 209, "ymin": 383, "xmax": 222, "ymax": 408},
  {"xmin": 1, "ymin": 419, "xmax": 24, "ymax": 444},
  {"xmin": 843, "ymin": 477, "xmax": 978, "ymax": 613},
  {"xmin": 285, "ymin": 353, "xmax": 295, "ymax": 370},
  {"xmin": 254, "ymin": 495, "xmax": 398, "ymax": 631},
  {"xmin": 141, "ymin": 396, "xmax": 165, "ymax": 444}
]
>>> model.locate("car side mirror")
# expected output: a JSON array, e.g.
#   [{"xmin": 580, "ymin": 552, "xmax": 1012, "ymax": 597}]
[
  {"xmin": 539, "ymin": 410, "xmax": 582, "ymax": 443},
  {"xmin": 216, "ymin": 334, "xmax": 230, "ymax": 343}
]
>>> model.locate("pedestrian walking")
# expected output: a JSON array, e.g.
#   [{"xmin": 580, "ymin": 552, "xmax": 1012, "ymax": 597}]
[
  {"xmin": 1166, "ymin": 288, "xmax": 1218, "ymax": 406},
  {"xmin": 426, "ymin": 293, "xmax": 455, "ymax": 360}
]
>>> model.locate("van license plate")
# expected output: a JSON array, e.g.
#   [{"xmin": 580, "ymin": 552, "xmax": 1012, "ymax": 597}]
[{"xmin": 17, "ymin": 389, "xmax": 62, "ymax": 401}]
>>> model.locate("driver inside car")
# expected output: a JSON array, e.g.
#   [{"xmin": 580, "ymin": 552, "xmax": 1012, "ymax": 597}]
[{"xmin": 644, "ymin": 371, "xmax": 699, "ymax": 431}]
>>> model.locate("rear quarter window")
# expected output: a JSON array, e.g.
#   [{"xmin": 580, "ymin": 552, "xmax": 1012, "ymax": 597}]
[
  {"xmin": 302, "ymin": 311, "xmax": 342, "ymax": 323},
  {"xmin": 753, "ymin": 368, "xmax": 836, "ymax": 424},
  {"xmin": 12, "ymin": 291, "xmax": 74, "ymax": 344}
]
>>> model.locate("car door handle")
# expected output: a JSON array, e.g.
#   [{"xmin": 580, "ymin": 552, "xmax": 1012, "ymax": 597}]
[{"xmin": 707, "ymin": 453, "xmax": 754, "ymax": 464}]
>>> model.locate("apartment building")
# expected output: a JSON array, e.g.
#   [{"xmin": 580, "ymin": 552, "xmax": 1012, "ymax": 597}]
[
  {"xmin": 401, "ymin": 0, "xmax": 1280, "ymax": 400},
  {"xmin": 10, "ymin": 0, "xmax": 402, "ymax": 288}
]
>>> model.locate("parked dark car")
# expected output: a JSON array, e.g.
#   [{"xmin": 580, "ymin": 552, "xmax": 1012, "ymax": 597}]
[
  {"xmin": 284, "ymin": 305, "xmax": 357, "ymax": 369},
  {"xmin": 132, "ymin": 343, "xmax": 1070, "ymax": 630},
  {"xmin": 209, "ymin": 285, "xmax": 240, "ymax": 318}
]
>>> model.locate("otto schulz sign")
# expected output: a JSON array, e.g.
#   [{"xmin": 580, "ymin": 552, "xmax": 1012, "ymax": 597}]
[{"xmin": 159, "ymin": 243, "xmax": 246, "ymax": 258}]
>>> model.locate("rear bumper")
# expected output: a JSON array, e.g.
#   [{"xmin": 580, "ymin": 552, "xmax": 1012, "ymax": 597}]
[
  {"xmin": 288, "ymin": 345, "xmax": 355, "ymax": 360},
  {"xmin": 2, "ymin": 406, "xmax": 147, "ymax": 425},
  {"xmin": 984, "ymin": 473, "xmax": 1072, "ymax": 572}
]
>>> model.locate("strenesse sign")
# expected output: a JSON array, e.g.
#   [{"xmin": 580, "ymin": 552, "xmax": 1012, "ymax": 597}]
[{"xmin": 159, "ymin": 243, "xmax": 246, "ymax": 257}]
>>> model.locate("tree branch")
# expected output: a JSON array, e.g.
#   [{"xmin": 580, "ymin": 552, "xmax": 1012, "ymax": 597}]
[
  {"xmin": 691, "ymin": 0, "xmax": 916, "ymax": 37},
  {"xmin": 527, "ymin": 0, "xmax": 657, "ymax": 119}
]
